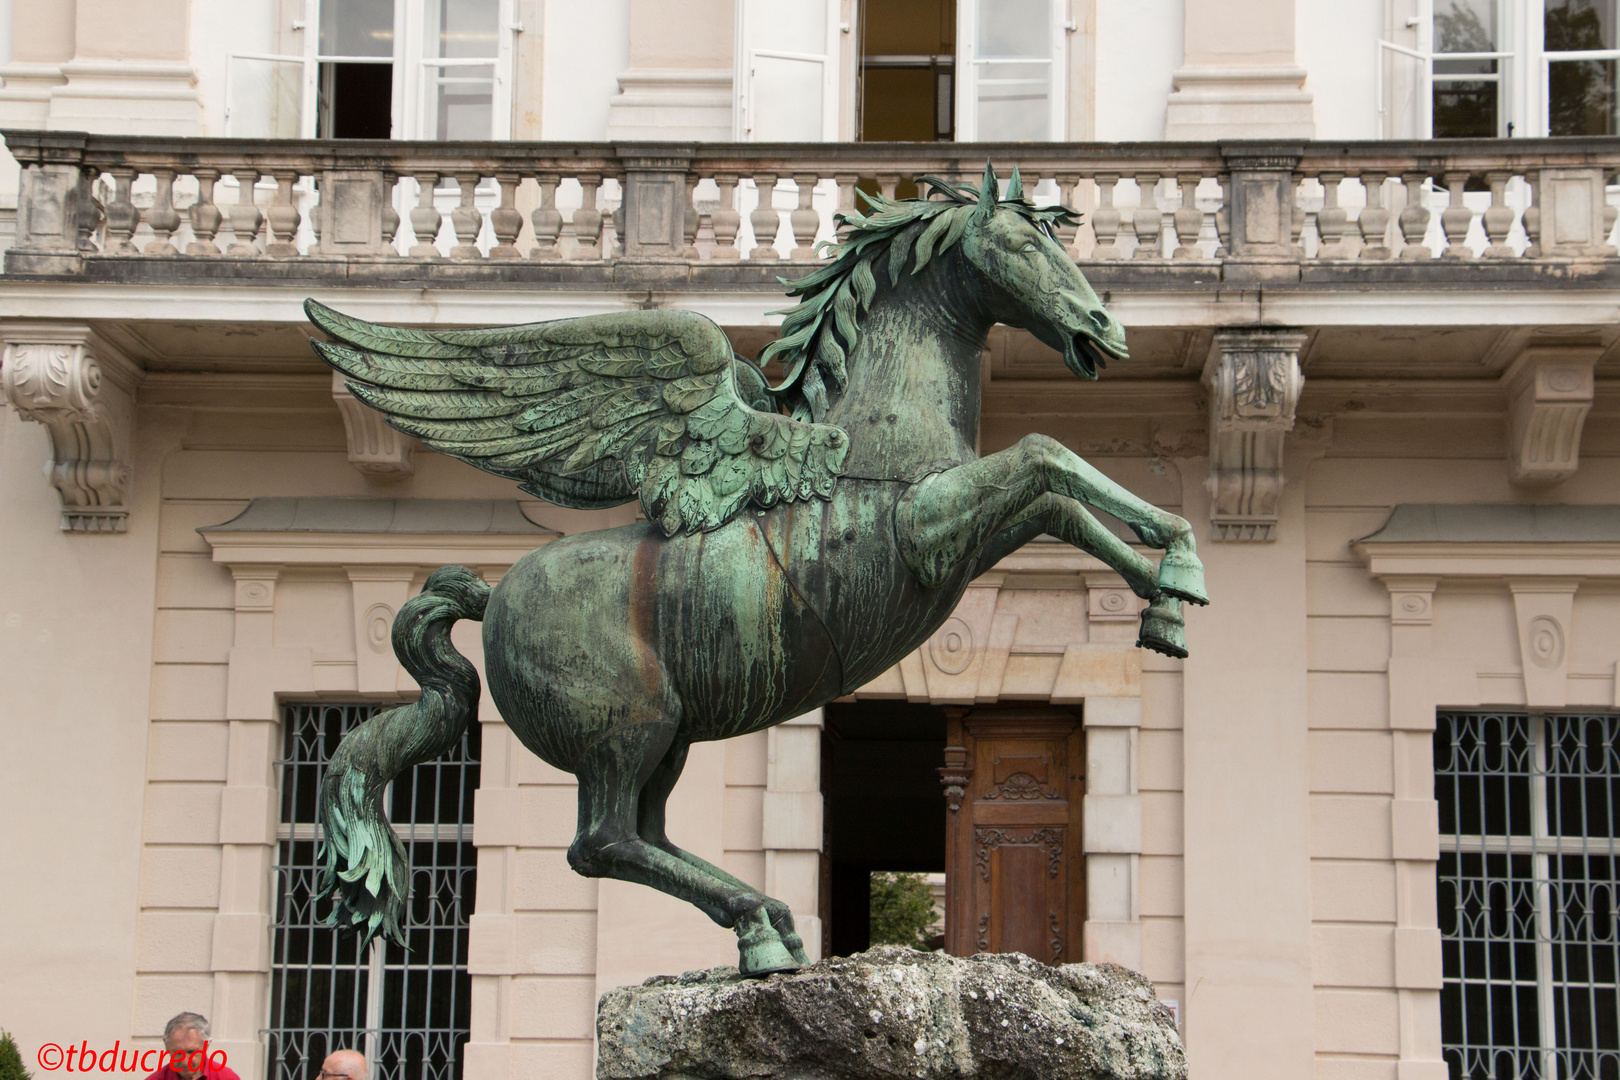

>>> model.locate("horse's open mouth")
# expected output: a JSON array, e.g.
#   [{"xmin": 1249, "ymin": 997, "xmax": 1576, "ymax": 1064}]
[{"xmin": 1065, "ymin": 333, "xmax": 1126, "ymax": 380}]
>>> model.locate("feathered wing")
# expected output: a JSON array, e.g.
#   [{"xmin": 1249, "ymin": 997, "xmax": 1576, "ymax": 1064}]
[{"xmin": 306, "ymin": 301, "xmax": 849, "ymax": 535}]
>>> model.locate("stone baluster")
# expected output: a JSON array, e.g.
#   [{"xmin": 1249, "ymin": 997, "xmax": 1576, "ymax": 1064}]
[
  {"xmin": 1356, "ymin": 173, "xmax": 1391, "ymax": 258},
  {"xmin": 602, "ymin": 178, "xmax": 620, "ymax": 257},
  {"xmin": 1132, "ymin": 173, "xmax": 1162, "ymax": 259},
  {"xmin": 409, "ymin": 174, "xmax": 443, "ymax": 258},
  {"xmin": 489, "ymin": 173, "xmax": 523, "ymax": 259},
  {"xmin": 529, "ymin": 176, "xmax": 562, "ymax": 260},
  {"xmin": 226, "ymin": 173, "xmax": 264, "ymax": 256},
  {"xmin": 1315, "ymin": 172, "xmax": 1348, "ymax": 259},
  {"xmin": 185, "ymin": 169, "xmax": 222, "ymax": 255},
  {"xmin": 1397, "ymin": 171, "xmax": 1432, "ymax": 259},
  {"xmin": 145, "ymin": 169, "xmax": 181, "ymax": 255},
  {"xmin": 1055, "ymin": 175, "xmax": 1082, "ymax": 257},
  {"xmin": 570, "ymin": 175, "xmax": 604, "ymax": 259},
  {"xmin": 877, "ymin": 174, "xmax": 900, "ymax": 202},
  {"xmin": 835, "ymin": 173, "xmax": 859, "ymax": 218},
  {"xmin": 683, "ymin": 176, "xmax": 701, "ymax": 259},
  {"xmin": 710, "ymin": 175, "xmax": 741, "ymax": 259},
  {"xmin": 1522, "ymin": 174, "xmax": 1542, "ymax": 258},
  {"xmin": 790, "ymin": 174, "xmax": 820, "ymax": 260},
  {"xmin": 749, "ymin": 174, "xmax": 780, "ymax": 260},
  {"xmin": 448, "ymin": 173, "xmax": 483, "ymax": 260},
  {"xmin": 1606, "ymin": 170, "xmax": 1619, "ymax": 253},
  {"xmin": 1479, "ymin": 172, "xmax": 1514, "ymax": 258},
  {"xmin": 1292, "ymin": 180, "xmax": 1308, "ymax": 257},
  {"xmin": 1173, "ymin": 174, "xmax": 1203, "ymax": 259},
  {"xmin": 380, "ymin": 173, "xmax": 402, "ymax": 254},
  {"xmin": 264, "ymin": 172, "xmax": 301, "ymax": 256},
  {"xmin": 1213, "ymin": 176, "xmax": 1230, "ymax": 257},
  {"xmin": 1091, "ymin": 174, "xmax": 1122, "ymax": 259},
  {"xmin": 1440, "ymin": 171, "xmax": 1474, "ymax": 259},
  {"xmin": 306, "ymin": 178, "xmax": 321, "ymax": 252},
  {"xmin": 103, "ymin": 168, "xmax": 140, "ymax": 255}
]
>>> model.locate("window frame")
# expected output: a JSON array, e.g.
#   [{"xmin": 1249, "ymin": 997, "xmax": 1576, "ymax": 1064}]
[
  {"xmin": 1436, "ymin": 709, "xmax": 1620, "ymax": 1080},
  {"xmin": 225, "ymin": 0, "xmax": 517, "ymax": 140},
  {"xmin": 1381, "ymin": 0, "xmax": 1620, "ymax": 138}
]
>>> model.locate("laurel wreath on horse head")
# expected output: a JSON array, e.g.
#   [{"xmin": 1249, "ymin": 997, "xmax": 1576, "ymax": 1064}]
[{"xmin": 759, "ymin": 163, "xmax": 1081, "ymax": 424}]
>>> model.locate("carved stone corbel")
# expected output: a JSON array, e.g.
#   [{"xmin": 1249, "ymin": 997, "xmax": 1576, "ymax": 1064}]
[
  {"xmin": 332, "ymin": 371, "xmax": 419, "ymax": 478},
  {"xmin": 1501, "ymin": 347, "xmax": 1598, "ymax": 487},
  {"xmin": 1, "ymin": 322, "xmax": 139, "ymax": 531},
  {"xmin": 1201, "ymin": 329, "xmax": 1307, "ymax": 542}
]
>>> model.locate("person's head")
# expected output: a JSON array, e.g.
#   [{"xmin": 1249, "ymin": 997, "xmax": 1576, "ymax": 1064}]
[
  {"xmin": 318, "ymin": 1050, "xmax": 367, "ymax": 1080},
  {"xmin": 162, "ymin": 1014, "xmax": 210, "ymax": 1080}
]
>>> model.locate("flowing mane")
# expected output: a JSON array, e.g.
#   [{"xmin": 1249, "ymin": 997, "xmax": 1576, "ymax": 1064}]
[{"xmin": 758, "ymin": 165, "xmax": 1080, "ymax": 422}]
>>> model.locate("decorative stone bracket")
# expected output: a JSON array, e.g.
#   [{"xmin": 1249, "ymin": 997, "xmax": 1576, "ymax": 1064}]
[
  {"xmin": 1, "ymin": 322, "xmax": 139, "ymax": 531},
  {"xmin": 332, "ymin": 371, "xmax": 419, "ymax": 478},
  {"xmin": 1502, "ymin": 346, "xmax": 1598, "ymax": 487},
  {"xmin": 1202, "ymin": 328, "xmax": 1307, "ymax": 542}
]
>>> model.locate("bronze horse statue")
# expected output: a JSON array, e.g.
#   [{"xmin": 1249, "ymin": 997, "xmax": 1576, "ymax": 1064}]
[{"xmin": 308, "ymin": 165, "xmax": 1207, "ymax": 976}]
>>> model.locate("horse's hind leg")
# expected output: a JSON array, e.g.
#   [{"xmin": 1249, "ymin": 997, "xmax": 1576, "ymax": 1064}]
[
  {"xmin": 567, "ymin": 720, "xmax": 799, "ymax": 976},
  {"xmin": 637, "ymin": 738, "xmax": 810, "ymax": 965}
]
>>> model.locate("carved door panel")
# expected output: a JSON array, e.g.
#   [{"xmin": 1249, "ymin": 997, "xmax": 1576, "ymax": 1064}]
[{"xmin": 941, "ymin": 708, "xmax": 1084, "ymax": 963}]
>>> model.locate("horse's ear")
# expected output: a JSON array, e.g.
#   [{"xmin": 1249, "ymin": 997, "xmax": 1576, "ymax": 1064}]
[
  {"xmin": 1006, "ymin": 166, "xmax": 1024, "ymax": 202},
  {"xmin": 976, "ymin": 161, "xmax": 998, "ymax": 217}
]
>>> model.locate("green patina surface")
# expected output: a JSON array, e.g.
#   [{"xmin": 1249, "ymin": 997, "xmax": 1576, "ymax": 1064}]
[{"xmin": 309, "ymin": 166, "xmax": 1208, "ymax": 976}]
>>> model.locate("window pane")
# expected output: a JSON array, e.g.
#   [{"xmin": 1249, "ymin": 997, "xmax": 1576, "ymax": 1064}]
[
  {"xmin": 1546, "ymin": 0, "xmax": 1616, "ymax": 52},
  {"xmin": 320, "ymin": 0, "xmax": 395, "ymax": 58},
  {"xmin": 1440, "ymin": 851, "xmax": 1544, "ymax": 1080},
  {"xmin": 1436, "ymin": 0, "xmax": 1498, "ymax": 53},
  {"xmin": 437, "ymin": 0, "xmax": 499, "ymax": 58},
  {"xmin": 1436, "ymin": 712, "xmax": 1535, "ymax": 837},
  {"xmin": 1434, "ymin": 81, "xmax": 1501, "ymax": 136},
  {"xmin": 1550, "ymin": 60, "xmax": 1619, "ymax": 135},
  {"xmin": 1546, "ymin": 715, "xmax": 1620, "ymax": 837},
  {"xmin": 974, "ymin": 0, "xmax": 1051, "ymax": 140}
]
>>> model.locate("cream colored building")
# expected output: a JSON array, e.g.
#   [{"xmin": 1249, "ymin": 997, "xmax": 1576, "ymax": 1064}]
[{"xmin": 1, "ymin": 3, "xmax": 1617, "ymax": 1080}]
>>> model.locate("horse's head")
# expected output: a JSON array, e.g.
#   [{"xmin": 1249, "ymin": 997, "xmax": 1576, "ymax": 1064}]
[{"xmin": 959, "ymin": 164, "xmax": 1128, "ymax": 381}]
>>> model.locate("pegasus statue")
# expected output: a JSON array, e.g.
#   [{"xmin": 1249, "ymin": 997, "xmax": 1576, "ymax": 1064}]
[{"xmin": 308, "ymin": 165, "xmax": 1207, "ymax": 977}]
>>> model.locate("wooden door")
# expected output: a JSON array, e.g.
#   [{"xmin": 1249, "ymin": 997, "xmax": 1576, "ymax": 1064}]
[{"xmin": 940, "ymin": 707, "xmax": 1084, "ymax": 963}]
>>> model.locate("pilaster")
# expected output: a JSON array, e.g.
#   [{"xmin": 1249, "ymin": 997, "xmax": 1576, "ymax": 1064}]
[
  {"xmin": 1163, "ymin": 0, "xmax": 1313, "ymax": 139},
  {"xmin": 764, "ymin": 708, "xmax": 825, "ymax": 962},
  {"xmin": 1, "ymin": 320, "xmax": 140, "ymax": 531}
]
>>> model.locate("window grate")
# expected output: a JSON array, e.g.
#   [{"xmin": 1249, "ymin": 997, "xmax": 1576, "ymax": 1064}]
[
  {"xmin": 267, "ymin": 703, "xmax": 479, "ymax": 1080},
  {"xmin": 1438, "ymin": 711, "xmax": 1620, "ymax": 1080}
]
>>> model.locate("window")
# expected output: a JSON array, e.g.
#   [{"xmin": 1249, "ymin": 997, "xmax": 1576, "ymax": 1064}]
[
  {"xmin": 858, "ymin": 0, "xmax": 956, "ymax": 141},
  {"xmin": 1436, "ymin": 710, "xmax": 1620, "ymax": 1080},
  {"xmin": 227, "ymin": 0, "xmax": 513, "ymax": 139},
  {"xmin": 955, "ymin": 0, "xmax": 1066, "ymax": 142},
  {"xmin": 1381, "ymin": 0, "xmax": 1620, "ymax": 137},
  {"xmin": 266, "ymin": 703, "xmax": 479, "ymax": 1080}
]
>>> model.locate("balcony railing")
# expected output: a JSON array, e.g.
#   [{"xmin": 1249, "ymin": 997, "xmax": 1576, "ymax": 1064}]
[{"xmin": 4, "ymin": 131, "xmax": 1617, "ymax": 284}]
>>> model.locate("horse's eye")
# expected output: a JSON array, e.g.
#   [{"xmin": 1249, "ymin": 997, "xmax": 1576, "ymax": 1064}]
[{"xmin": 1019, "ymin": 242, "xmax": 1038, "ymax": 253}]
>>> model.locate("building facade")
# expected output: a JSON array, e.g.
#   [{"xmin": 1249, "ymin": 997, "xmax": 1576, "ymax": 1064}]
[{"xmin": 0, "ymin": 3, "xmax": 1617, "ymax": 1080}]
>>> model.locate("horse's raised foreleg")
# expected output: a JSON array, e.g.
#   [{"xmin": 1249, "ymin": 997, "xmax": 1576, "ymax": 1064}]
[
  {"xmin": 567, "ymin": 720, "xmax": 799, "ymax": 976},
  {"xmin": 636, "ymin": 737, "xmax": 809, "ymax": 965},
  {"xmin": 896, "ymin": 436, "xmax": 1202, "ymax": 655}
]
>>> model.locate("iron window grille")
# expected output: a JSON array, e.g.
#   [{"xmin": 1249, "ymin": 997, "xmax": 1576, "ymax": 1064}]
[
  {"xmin": 1437, "ymin": 710, "xmax": 1620, "ymax": 1080},
  {"xmin": 267, "ymin": 703, "xmax": 479, "ymax": 1080}
]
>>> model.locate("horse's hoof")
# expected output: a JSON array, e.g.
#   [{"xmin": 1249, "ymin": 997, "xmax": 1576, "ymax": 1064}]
[
  {"xmin": 773, "ymin": 922, "xmax": 811, "ymax": 966},
  {"xmin": 1156, "ymin": 550, "xmax": 1209, "ymax": 606},
  {"xmin": 1137, "ymin": 596, "xmax": 1187, "ymax": 658},
  {"xmin": 737, "ymin": 908, "xmax": 800, "ymax": 977}
]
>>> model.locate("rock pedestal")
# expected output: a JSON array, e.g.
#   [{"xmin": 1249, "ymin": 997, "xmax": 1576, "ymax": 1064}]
[{"xmin": 596, "ymin": 946, "xmax": 1186, "ymax": 1080}]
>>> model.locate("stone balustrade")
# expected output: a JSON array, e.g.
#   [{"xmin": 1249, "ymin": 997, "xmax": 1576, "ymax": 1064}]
[{"xmin": 4, "ymin": 130, "xmax": 1616, "ymax": 281}]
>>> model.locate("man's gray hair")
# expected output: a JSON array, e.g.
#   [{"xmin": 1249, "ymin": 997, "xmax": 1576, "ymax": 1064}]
[{"xmin": 164, "ymin": 1013, "xmax": 210, "ymax": 1041}]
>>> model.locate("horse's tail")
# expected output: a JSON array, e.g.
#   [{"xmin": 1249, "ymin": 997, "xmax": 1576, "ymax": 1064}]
[{"xmin": 316, "ymin": 565, "xmax": 490, "ymax": 948}]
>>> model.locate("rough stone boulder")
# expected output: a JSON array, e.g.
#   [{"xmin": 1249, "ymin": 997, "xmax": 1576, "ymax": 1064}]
[{"xmin": 596, "ymin": 946, "xmax": 1186, "ymax": 1080}]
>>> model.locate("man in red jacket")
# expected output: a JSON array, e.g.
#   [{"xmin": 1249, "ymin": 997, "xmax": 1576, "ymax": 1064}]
[{"xmin": 142, "ymin": 1014, "xmax": 238, "ymax": 1080}]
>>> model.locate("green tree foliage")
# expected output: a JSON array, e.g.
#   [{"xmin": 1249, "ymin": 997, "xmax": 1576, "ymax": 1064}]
[
  {"xmin": 869, "ymin": 872, "xmax": 941, "ymax": 950},
  {"xmin": 0, "ymin": 1031, "xmax": 32, "ymax": 1080}
]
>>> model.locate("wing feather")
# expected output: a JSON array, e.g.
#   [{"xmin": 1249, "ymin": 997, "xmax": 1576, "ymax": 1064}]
[{"xmin": 306, "ymin": 300, "xmax": 848, "ymax": 534}]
